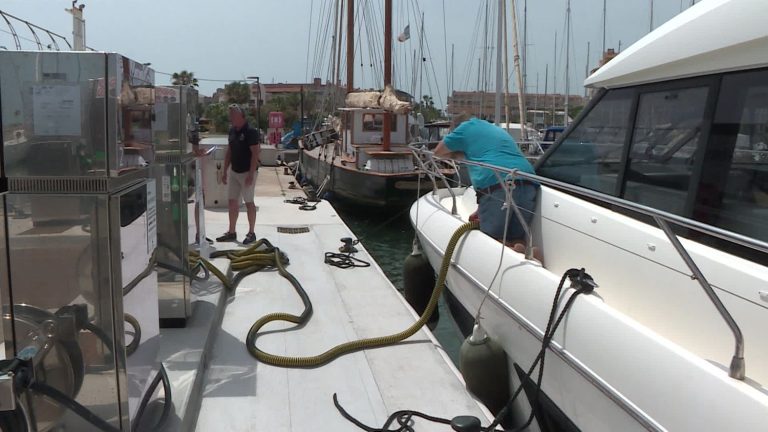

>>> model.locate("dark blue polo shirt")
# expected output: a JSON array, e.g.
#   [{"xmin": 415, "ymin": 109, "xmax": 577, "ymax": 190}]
[{"xmin": 228, "ymin": 123, "xmax": 260, "ymax": 173}]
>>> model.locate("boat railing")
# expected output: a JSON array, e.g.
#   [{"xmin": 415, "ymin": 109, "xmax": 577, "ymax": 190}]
[{"xmin": 410, "ymin": 147, "xmax": 753, "ymax": 381}]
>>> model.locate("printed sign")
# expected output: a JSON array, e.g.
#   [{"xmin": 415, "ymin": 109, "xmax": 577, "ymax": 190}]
[
  {"xmin": 146, "ymin": 179, "xmax": 157, "ymax": 254},
  {"xmin": 32, "ymin": 84, "xmax": 81, "ymax": 136}
]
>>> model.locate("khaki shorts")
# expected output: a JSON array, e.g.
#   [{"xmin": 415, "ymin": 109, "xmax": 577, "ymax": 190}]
[{"xmin": 227, "ymin": 169, "xmax": 257, "ymax": 203}]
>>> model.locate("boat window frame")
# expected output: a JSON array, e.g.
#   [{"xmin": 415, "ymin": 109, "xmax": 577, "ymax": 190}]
[{"xmin": 616, "ymin": 75, "xmax": 720, "ymax": 218}]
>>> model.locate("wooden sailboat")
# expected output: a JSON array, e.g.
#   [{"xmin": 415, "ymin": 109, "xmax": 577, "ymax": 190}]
[{"xmin": 299, "ymin": 0, "xmax": 435, "ymax": 209}]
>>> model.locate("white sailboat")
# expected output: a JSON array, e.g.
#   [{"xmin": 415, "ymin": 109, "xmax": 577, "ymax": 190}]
[{"xmin": 410, "ymin": 0, "xmax": 768, "ymax": 429}]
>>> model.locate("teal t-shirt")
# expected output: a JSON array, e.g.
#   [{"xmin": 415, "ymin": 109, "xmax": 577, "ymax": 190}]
[{"xmin": 443, "ymin": 118, "xmax": 535, "ymax": 189}]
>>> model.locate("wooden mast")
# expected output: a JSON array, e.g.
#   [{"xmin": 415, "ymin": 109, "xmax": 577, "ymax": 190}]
[
  {"xmin": 382, "ymin": 0, "xmax": 392, "ymax": 151},
  {"xmin": 346, "ymin": 0, "xmax": 354, "ymax": 93}
]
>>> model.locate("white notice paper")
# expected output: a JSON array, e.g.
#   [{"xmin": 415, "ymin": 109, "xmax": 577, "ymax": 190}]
[{"xmin": 32, "ymin": 84, "xmax": 81, "ymax": 136}]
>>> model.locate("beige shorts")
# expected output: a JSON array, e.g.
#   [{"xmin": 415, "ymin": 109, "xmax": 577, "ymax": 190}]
[{"xmin": 227, "ymin": 169, "xmax": 257, "ymax": 202}]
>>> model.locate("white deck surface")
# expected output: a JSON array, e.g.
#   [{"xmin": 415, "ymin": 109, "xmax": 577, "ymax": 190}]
[{"xmin": 193, "ymin": 167, "xmax": 493, "ymax": 431}]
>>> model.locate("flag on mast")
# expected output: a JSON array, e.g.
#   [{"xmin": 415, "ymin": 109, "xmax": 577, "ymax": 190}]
[{"xmin": 397, "ymin": 24, "xmax": 410, "ymax": 42}]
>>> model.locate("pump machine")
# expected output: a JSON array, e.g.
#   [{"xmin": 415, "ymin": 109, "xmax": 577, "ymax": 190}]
[{"xmin": 0, "ymin": 51, "xmax": 168, "ymax": 431}]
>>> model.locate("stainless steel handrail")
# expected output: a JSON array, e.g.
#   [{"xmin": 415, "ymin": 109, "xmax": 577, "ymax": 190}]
[{"xmin": 416, "ymin": 151, "xmax": 753, "ymax": 380}]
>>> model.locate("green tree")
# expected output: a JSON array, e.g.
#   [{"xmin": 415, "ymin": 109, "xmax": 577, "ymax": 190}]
[
  {"xmin": 203, "ymin": 103, "xmax": 229, "ymax": 133},
  {"xmin": 171, "ymin": 70, "xmax": 199, "ymax": 87},
  {"xmin": 224, "ymin": 81, "xmax": 251, "ymax": 104},
  {"xmin": 415, "ymin": 95, "xmax": 442, "ymax": 122}
]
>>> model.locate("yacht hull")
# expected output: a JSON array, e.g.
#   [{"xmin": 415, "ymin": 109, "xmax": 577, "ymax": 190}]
[{"xmin": 410, "ymin": 187, "xmax": 768, "ymax": 431}]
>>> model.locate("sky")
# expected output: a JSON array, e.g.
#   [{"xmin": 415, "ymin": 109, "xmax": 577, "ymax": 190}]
[{"xmin": 1, "ymin": 0, "xmax": 698, "ymax": 108}]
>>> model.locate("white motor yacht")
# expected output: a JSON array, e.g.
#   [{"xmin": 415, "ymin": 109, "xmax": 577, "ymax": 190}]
[{"xmin": 411, "ymin": 0, "xmax": 768, "ymax": 429}]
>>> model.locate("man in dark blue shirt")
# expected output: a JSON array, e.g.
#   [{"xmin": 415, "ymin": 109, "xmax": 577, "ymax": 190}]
[{"xmin": 216, "ymin": 104, "xmax": 260, "ymax": 245}]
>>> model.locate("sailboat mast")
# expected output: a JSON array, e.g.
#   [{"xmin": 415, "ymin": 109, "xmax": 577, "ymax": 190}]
[
  {"xmin": 523, "ymin": 0, "xmax": 527, "ymax": 97},
  {"xmin": 494, "ymin": 0, "xmax": 503, "ymax": 125},
  {"xmin": 650, "ymin": 0, "xmax": 654, "ymax": 32},
  {"xmin": 331, "ymin": 0, "xmax": 340, "ymax": 90},
  {"xmin": 346, "ymin": 0, "xmax": 354, "ymax": 93},
  {"xmin": 584, "ymin": 41, "xmax": 590, "ymax": 98},
  {"xmin": 335, "ymin": 0, "xmax": 345, "ymax": 88},
  {"xmin": 503, "ymin": 0, "xmax": 511, "ymax": 126},
  {"xmin": 553, "ymin": 32, "xmax": 557, "ymax": 126},
  {"xmin": 382, "ymin": 0, "xmax": 392, "ymax": 151},
  {"xmin": 602, "ymin": 0, "xmax": 606, "ymax": 55},
  {"xmin": 510, "ymin": 0, "xmax": 526, "ymax": 137},
  {"xmin": 564, "ymin": 0, "xmax": 570, "ymax": 127}
]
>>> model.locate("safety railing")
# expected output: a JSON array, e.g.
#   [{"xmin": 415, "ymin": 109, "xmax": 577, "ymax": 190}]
[{"xmin": 410, "ymin": 147, "xmax": 756, "ymax": 381}]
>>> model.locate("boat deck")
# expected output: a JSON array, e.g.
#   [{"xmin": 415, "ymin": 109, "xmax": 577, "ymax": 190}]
[{"xmin": 160, "ymin": 166, "xmax": 492, "ymax": 431}]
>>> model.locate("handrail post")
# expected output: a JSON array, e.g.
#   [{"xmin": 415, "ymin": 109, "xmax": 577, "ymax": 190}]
[{"xmin": 653, "ymin": 216, "xmax": 745, "ymax": 380}]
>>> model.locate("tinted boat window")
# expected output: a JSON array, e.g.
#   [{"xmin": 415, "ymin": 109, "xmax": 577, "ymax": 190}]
[
  {"xmin": 537, "ymin": 89, "xmax": 633, "ymax": 195},
  {"xmin": 696, "ymin": 69, "xmax": 768, "ymax": 244},
  {"xmin": 623, "ymin": 86, "xmax": 709, "ymax": 214}
]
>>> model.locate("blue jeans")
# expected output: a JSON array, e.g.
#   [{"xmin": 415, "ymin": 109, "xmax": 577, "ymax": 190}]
[{"xmin": 477, "ymin": 182, "xmax": 538, "ymax": 241}]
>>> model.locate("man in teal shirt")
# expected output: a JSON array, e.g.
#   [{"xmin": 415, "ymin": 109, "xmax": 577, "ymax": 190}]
[{"xmin": 435, "ymin": 113, "xmax": 538, "ymax": 244}]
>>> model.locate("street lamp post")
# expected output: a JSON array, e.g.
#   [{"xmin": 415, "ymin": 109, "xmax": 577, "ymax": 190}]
[{"xmin": 246, "ymin": 76, "xmax": 262, "ymax": 142}]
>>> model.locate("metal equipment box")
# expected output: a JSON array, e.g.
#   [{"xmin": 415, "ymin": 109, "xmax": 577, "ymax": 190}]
[
  {"xmin": 0, "ymin": 51, "xmax": 155, "ymax": 189},
  {"xmin": 2, "ymin": 180, "xmax": 162, "ymax": 431},
  {"xmin": 0, "ymin": 51, "xmax": 165, "ymax": 431},
  {"xmin": 154, "ymin": 160, "xmax": 200, "ymax": 327},
  {"xmin": 153, "ymin": 85, "xmax": 199, "ymax": 155}
]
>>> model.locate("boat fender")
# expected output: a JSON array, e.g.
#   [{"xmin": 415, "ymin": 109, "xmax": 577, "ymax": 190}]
[
  {"xmin": 459, "ymin": 324, "xmax": 510, "ymax": 415},
  {"xmin": 450, "ymin": 415, "xmax": 482, "ymax": 432},
  {"xmin": 403, "ymin": 242, "xmax": 439, "ymax": 329}
]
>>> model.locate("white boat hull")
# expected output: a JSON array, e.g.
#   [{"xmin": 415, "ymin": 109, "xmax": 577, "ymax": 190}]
[{"xmin": 411, "ymin": 187, "xmax": 768, "ymax": 431}]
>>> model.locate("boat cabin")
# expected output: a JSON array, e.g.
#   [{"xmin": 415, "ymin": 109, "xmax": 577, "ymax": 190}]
[
  {"xmin": 537, "ymin": 2, "xmax": 768, "ymax": 262},
  {"xmin": 339, "ymin": 107, "xmax": 414, "ymax": 174}
]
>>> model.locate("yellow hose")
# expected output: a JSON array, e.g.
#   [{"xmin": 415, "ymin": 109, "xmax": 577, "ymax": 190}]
[{"xmin": 246, "ymin": 221, "xmax": 480, "ymax": 368}]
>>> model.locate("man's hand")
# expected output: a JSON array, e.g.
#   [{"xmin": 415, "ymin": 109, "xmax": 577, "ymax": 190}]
[
  {"xmin": 245, "ymin": 172, "xmax": 254, "ymax": 186},
  {"xmin": 222, "ymin": 171, "xmax": 228, "ymax": 185}
]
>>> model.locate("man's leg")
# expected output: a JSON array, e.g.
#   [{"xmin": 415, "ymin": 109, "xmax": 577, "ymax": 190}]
[
  {"xmin": 228, "ymin": 199, "xmax": 239, "ymax": 233},
  {"xmin": 245, "ymin": 202, "xmax": 256, "ymax": 233}
]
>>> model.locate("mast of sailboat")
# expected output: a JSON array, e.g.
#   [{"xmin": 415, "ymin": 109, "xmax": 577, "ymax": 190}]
[
  {"xmin": 382, "ymin": 0, "xmax": 392, "ymax": 151},
  {"xmin": 510, "ymin": 0, "xmax": 526, "ymax": 138},
  {"xmin": 584, "ymin": 41, "xmax": 589, "ymax": 98},
  {"xmin": 346, "ymin": 0, "xmax": 354, "ymax": 93},
  {"xmin": 502, "ymin": 0, "xmax": 511, "ymax": 126},
  {"xmin": 331, "ymin": 0, "xmax": 341, "ymax": 93},
  {"xmin": 494, "ymin": 0, "xmax": 503, "ymax": 126},
  {"xmin": 564, "ymin": 0, "xmax": 571, "ymax": 127},
  {"xmin": 552, "ymin": 31, "xmax": 557, "ymax": 126},
  {"xmin": 602, "ymin": 0, "xmax": 606, "ymax": 55},
  {"xmin": 335, "ymin": 0, "xmax": 345, "ymax": 88},
  {"xmin": 650, "ymin": 0, "xmax": 654, "ymax": 32}
]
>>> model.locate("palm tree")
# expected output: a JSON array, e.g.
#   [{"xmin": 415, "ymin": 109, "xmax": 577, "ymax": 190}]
[{"xmin": 171, "ymin": 70, "xmax": 199, "ymax": 87}]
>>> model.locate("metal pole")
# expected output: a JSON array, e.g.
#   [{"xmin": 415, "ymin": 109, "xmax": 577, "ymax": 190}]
[
  {"xmin": 494, "ymin": 0, "xmax": 503, "ymax": 125},
  {"xmin": 564, "ymin": 0, "xmax": 570, "ymax": 127},
  {"xmin": 653, "ymin": 217, "xmax": 745, "ymax": 380},
  {"xmin": 585, "ymin": 41, "xmax": 590, "ymax": 98},
  {"xmin": 503, "ymin": 0, "xmax": 511, "ymax": 127},
  {"xmin": 553, "ymin": 32, "xmax": 557, "ymax": 126},
  {"xmin": 510, "ymin": 0, "xmax": 526, "ymax": 133},
  {"xmin": 383, "ymin": 0, "xmax": 392, "ymax": 152},
  {"xmin": 602, "ymin": 0, "xmax": 606, "ymax": 55},
  {"xmin": 346, "ymin": 0, "xmax": 354, "ymax": 93},
  {"xmin": 335, "ymin": 0, "xmax": 345, "ymax": 87},
  {"xmin": 650, "ymin": 0, "xmax": 654, "ymax": 32},
  {"xmin": 300, "ymin": 86, "xmax": 305, "ymax": 134}
]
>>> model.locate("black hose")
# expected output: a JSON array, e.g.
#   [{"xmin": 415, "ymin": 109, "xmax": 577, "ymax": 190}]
[
  {"xmin": 324, "ymin": 252, "xmax": 371, "ymax": 269},
  {"xmin": 334, "ymin": 268, "xmax": 596, "ymax": 432},
  {"xmin": 28, "ymin": 382, "xmax": 120, "ymax": 432},
  {"xmin": 124, "ymin": 314, "xmax": 141, "ymax": 357},
  {"xmin": 123, "ymin": 251, "xmax": 157, "ymax": 296},
  {"xmin": 131, "ymin": 364, "xmax": 172, "ymax": 432}
]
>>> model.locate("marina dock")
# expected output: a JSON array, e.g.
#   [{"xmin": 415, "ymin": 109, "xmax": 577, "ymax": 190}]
[{"xmin": 160, "ymin": 165, "xmax": 493, "ymax": 431}]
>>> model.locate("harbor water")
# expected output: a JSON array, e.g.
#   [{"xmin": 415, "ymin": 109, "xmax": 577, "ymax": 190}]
[{"xmin": 334, "ymin": 205, "xmax": 465, "ymax": 365}]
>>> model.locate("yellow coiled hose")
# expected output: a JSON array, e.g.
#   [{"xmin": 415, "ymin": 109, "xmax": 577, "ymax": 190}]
[{"xmin": 246, "ymin": 221, "xmax": 480, "ymax": 368}]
